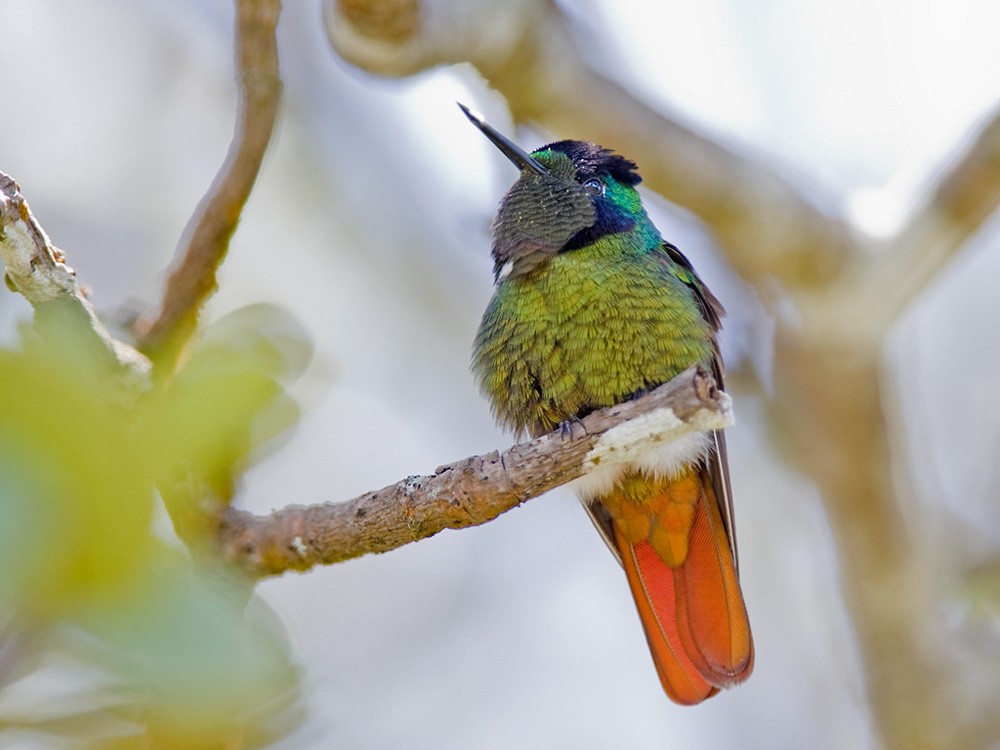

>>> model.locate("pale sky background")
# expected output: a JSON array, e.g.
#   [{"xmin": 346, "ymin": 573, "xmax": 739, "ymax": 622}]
[{"xmin": 2, "ymin": 1, "xmax": 1000, "ymax": 748}]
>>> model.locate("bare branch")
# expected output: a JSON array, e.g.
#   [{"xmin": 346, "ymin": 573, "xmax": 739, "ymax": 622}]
[
  {"xmin": 218, "ymin": 366, "xmax": 730, "ymax": 578},
  {"xmin": 870, "ymin": 105, "xmax": 1000, "ymax": 323},
  {"xmin": 136, "ymin": 0, "xmax": 282, "ymax": 363},
  {"xmin": 916, "ymin": 105, "xmax": 1000, "ymax": 248},
  {"xmin": 0, "ymin": 172, "xmax": 150, "ymax": 378},
  {"xmin": 324, "ymin": 0, "xmax": 855, "ymax": 289}
]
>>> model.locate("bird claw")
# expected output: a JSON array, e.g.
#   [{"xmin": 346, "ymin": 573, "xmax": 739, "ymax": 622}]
[
  {"xmin": 627, "ymin": 385, "xmax": 653, "ymax": 402},
  {"xmin": 559, "ymin": 416, "xmax": 587, "ymax": 440}
]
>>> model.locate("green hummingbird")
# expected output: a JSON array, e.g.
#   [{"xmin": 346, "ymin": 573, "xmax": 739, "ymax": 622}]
[{"xmin": 461, "ymin": 103, "xmax": 753, "ymax": 704}]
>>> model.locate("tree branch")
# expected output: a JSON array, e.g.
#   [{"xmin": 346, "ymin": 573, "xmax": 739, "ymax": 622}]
[
  {"xmin": 870, "ymin": 105, "xmax": 1000, "ymax": 323},
  {"xmin": 218, "ymin": 366, "xmax": 730, "ymax": 578},
  {"xmin": 323, "ymin": 0, "xmax": 855, "ymax": 289},
  {"xmin": 0, "ymin": 172, "xmax": 150, "ymax": 379},
  {"xmin": 135, "ymin": 0, "xmax": 282, "ymax": 365}
]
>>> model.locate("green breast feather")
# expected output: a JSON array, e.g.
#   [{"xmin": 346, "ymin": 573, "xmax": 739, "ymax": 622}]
[{"xmin": 473, "ymin": 240, "xmax": 714, "ymax": 437}]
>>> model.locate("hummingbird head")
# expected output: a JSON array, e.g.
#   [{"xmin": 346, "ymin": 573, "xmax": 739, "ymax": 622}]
[{"xmin": 459, "ymin": 103, "xmax": 648, "ymax": 280}]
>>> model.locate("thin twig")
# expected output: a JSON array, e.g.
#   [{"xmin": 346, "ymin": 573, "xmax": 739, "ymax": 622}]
[
  {"xmin": 0, "ymin": 172, "xmax": 150, "ymax": 378},
  {"xmin": 219, "ymin": 366, "xmax": 730, "ymax": 578},
  {"xmin": 136, "ymin": 0, "xmax": 282, "ymax": 363}
]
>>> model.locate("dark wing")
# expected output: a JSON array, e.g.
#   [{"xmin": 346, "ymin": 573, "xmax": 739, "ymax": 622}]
[
  {"xmin": 659, "ymin": 241, "xmax": 725, "ymax": 332},
  {"xmin": 657, "ymin": 242, "xmax": 739, "ymax": 570},
  {"xmin": 582, "ymin": 241, "xmax": 738, "ymax": 571},
  {"xmin": 582, "ymin": 499, "xmax": 621, "ymax": 564}
]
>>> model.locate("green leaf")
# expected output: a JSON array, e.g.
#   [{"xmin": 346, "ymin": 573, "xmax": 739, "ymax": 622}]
[
  {"xmin": 0, "ymin": 339, "xmax": 156, "ymax": 618},
  {"xmin": 141, "ymin": 305, "xmax": 312, "ymax": 501}
]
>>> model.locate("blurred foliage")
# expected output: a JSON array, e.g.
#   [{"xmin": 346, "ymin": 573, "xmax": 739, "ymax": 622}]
[
  {"xmin": 0, "ymin": 303, "xmax": 311, "ymax": 748},
  {"xmin": 146, "ymin": 304, "xmax": 310, "ymax": 507}
]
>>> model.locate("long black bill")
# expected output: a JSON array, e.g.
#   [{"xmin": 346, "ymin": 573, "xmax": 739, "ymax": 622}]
[{"xmin": 458, "ymin": 103, "xmax": 547, "ymax": 175}]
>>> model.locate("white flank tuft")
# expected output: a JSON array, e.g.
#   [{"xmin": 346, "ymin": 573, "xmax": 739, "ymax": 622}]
[{"xmin": 572, "ymin": 400, "xmax": 732, "ymax": 502}]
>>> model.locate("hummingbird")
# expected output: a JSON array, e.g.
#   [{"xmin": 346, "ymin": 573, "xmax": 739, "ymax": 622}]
[{"xmin": 461, "ymin": 103, "xmax": 752, "ymax": 704}]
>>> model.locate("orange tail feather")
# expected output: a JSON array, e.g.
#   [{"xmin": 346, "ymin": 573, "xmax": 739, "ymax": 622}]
[
  {"xmin": 607, "ymin": 469, "xmax": 753, "ymax": 703},
  {"xmin": 619, "ymin": 538, "xmax": 718, "ymax": 704}
]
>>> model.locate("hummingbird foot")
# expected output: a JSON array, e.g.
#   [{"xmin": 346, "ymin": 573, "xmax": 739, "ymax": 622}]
[
  {"xmin": 625, "ymin": 385, "xmax": 655, "ymax": 402},
  {"xmin": 558, "ymin": 415, "xmax": 588, "ymax": 440}
]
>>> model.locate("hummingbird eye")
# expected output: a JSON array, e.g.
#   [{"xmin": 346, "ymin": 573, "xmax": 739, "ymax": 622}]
[{"xmin": 582, "ymin": 178, "xmax": 605, "ymax": 196}]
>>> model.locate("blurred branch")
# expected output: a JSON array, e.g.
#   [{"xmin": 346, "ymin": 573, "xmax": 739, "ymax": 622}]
[
  {"xmin": 219, "ymin": 366, "xmax": 729, "ymax": 577},
  {"xmin": 871, "ymin": 106, "xmax": 1000, "ymax": 323},
  {"xmin": 0, "ymin": 172, "xmax": 150, "ymax": 378},
  {"xmin": 136, "ymin": 0, "xmax": 282, "ymax": 366},
  {"xmin": 323, "ymin": 0, "xmax": 855, "ymax": 289}
]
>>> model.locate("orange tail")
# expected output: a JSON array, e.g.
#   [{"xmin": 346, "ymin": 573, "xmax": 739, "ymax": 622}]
[{"xmin": 603, "ymin": 468, "xmax": 753, "ymax": 704}]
